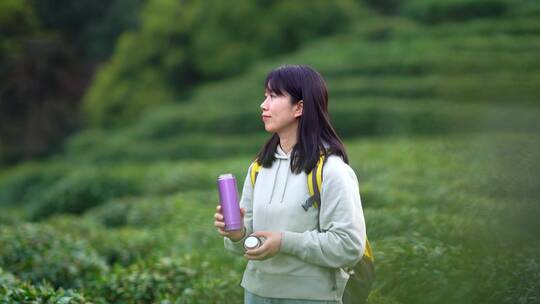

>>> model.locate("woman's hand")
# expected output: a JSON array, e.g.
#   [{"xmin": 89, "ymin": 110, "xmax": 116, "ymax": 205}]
[
  {"xmin": 214, "ymin": 205, "xmax": 246, "ymax": 241},
  {"xmin": 244, "ymin": 231, "xmax": 282, "ymax": 261}
]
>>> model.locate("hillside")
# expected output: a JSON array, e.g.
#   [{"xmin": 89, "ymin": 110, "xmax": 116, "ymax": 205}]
[{"xmin": 1, "ymin": 6, "xmax": 539, "ymax": 304}]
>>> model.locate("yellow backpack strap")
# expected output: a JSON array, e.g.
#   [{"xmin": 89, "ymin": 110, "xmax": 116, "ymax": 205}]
[
  {"xmin": 308, "ymin": 153, "xmax": 375, "ymax": 262},
  {"xmin": 307, "ymin": 154, "xmax": 325, "ymax": 209},
  {"xmin": 364, "ymin": 238, "xmax": 374, "ymax": 262},
  {"xmin": 250, "ymin": 160, "xmax": 262, "ymax": 187}
]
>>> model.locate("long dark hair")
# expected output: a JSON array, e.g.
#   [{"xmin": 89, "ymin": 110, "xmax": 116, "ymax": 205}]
[{"xmin": 255, "ymin": 64, "xmax": 349, "ymax": 174}]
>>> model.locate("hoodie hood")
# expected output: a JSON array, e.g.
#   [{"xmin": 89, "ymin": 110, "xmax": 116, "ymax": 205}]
[
  {"xmin": 275, "ymin": 144, "xmax": 290, "ymax": 159},
  {"xmin": 268, "ymin": 142, "xmax": 329, "ymax": 204},
  {"xmin": 274, "ymin": 141, "xmax": 330, "ymax": 160}
]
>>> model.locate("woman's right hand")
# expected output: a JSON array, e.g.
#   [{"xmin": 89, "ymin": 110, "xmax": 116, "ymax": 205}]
[{"xmin": 214, "ymin": 205, "xmax": 246, "ymax": 241}]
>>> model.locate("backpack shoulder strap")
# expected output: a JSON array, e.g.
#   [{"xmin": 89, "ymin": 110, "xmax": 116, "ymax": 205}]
[
  {"xmin": 249, "ymin": 159, "xmax": 262, "ymax": 186},
  {"xmin": 364, "ymin": 239, "xmax": 374, "ymax": 262},
  {"xmin": 308, "ymin": 154, "xmax": 375, "ymax": 262},
  {"xmin": 307, "ymin": 154, "xmax": 325, "ymax": 209}
]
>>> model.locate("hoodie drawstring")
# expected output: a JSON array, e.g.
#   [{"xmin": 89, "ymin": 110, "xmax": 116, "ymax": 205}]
[
  {"xmin": 280, "ymin": 163, "xmax": 289, "ymax": 204},
  {"xmin": 268, "ymin": 159, "xmax": 281, "ymax": 204}
]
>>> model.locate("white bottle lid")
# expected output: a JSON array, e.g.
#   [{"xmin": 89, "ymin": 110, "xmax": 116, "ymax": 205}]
[
  {"xmin": 244, "ymin": 236, "xmax": 261, "ymax": 250},
  {"xmin": 218, "ymin": 173, "xmax": 234, "ymax": 180}
]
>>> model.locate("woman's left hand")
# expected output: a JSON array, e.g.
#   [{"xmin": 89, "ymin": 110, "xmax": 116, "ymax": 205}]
[{"xmin": 244, "ymin": 231, "xmax": 282, "ymax": 261}]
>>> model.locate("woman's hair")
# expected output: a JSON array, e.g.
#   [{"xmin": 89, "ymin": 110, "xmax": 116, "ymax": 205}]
[{"xmin": 255, "ymin": 64, "xmax": 349, "ymax": 174}]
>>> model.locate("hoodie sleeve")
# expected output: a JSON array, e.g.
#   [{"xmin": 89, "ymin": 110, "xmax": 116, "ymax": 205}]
[
  {"xmin": 280, "ymin": 157, "xmax": 366, "ymax": 268},
  {"xmin": 223, "ymin": 163, "xmax": 254, "ymax": 255}
]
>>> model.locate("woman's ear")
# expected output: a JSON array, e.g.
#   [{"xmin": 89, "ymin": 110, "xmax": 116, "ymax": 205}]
[{"xmin": 294, "ymin": 100, "xmax": 303, "ymax": 118}]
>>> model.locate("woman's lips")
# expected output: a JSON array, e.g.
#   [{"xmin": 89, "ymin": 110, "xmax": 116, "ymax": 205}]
[{"xmin": 262, "ymin": 115, "xmax": 271, "ymax": 121}]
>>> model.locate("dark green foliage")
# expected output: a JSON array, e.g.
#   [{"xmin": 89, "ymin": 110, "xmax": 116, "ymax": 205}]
[
  {"xmin": 0, "ymin": 276, "xmax": 89, "ymax": 303},
  {"xmin": 0, "ymin": 208, "xmax": 26, "ymax": 225},
  {"xmin": 402, "ymin": 0, "xmax": 510, "ymax": 23},
  {"xmin": 63, "ymin": 128, "xmax": 265, "ymax": 163},
  {"xmin": 43, "ymin": 215, "xmax": 161, "ymax": 267},
  {"xmin": 83, "ymin": 0, "xmax": 363, "ymax": 128},
  {"xmin": 0, "ymin": 135, "xmax": 538, "ymax": 304},
  {"xmin": 0, "ymin": 268, "xmax": 89, "ymax": 303},
  {"xmin": 0, "ymin": 0, "xmax": 145, "ymax": 167},
  {"xmin": 503, "ymin": 259, "xmax": 540, "ymax": 304},
  {"xmin": 363, "ymin": 0, "xmax": 517, "ymax": 21},
  {"xmin": 78, "ymin": 11, "xmax": 540, "ymax": 165},
  {"xmin": 0, "ymin": 224, "xmax": 108, "ymax": 289},
  {"xmin": 0, "ymin": 34, "xmax": 89, "ymax": 165},
  {"xmin": 362, "ymin": 0, "xmax": 403, "ymax": 15},
  {"xmin": 34, "ymin": 0, "xmax": 146, "ymax": 61},
  {"xmin": 84, "ymin": 255, "xmax": 243, "ymax": 304},
  {"xmin": 28, "ymin": 170, "xmax": 141, "ymax": 220},
  {"xmin": 373, "ymin": 234, "xmax": 540, "ymax": 304},
  {"xmin": 0, "ymin": 0, "xmax": 38, "ymax": 38},
  {"xmin": 0, "ymin": 162, "xmax": 67, "ymax": 207},
  {"xmin": 85, "ymin": 257, "xmax": 198, "ymax": 303}
]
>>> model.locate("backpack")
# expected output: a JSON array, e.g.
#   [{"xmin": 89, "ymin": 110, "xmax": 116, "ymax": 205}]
[{"xmin": 249, "ymin": 155, "xmax": 375, "ymax": 304}]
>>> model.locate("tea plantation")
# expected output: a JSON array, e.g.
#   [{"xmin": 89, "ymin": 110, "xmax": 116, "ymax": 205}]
[{"xmin": 1, "ymin": 2, "xmax": 539, "ymax": 303}]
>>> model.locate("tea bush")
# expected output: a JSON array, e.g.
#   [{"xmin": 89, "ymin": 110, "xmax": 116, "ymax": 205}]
[
  {"xmin": 0, "ymin": 224, "xmax": 108, "ymax": 289},
  {"xmin": 0, "ymin": 208, "xmax": 26, "ymax": 225},
  {"xmin": 402, "ymin": 0, "xmax": 510, "ymax": 23},
  {"xmin": 44, "ymin": 215, "xmax": 163, "ymax": 266},
  {"xmin": 84, "ymin": 0, "xmax": 364, "ymax": 128},
  {"xmin": 0, "ymin": 268, "xmax": 90, "ymax": 303},
  {"xmin": 63, "ymin": 128, "xmax": 264, "ymax": 164},
  {"xmin": 84, "ymin": 255, "xmax": 243, "ymax": 304},
  {"xmin": 0, "ymin": 162, "xmax": 68, "ymax": 206},
  {"xmin": 88, "ymin": 193, "xmax": 213, "ymax": 229},
  {"xmin": 374, "ymin": 234, "xmax": 478, "ymax": 303},
  {"xmin": 52, "ymin": 10, "xmax": 540, "ymax": 171},
  {"xmin": 28, "ymin": 169, "xmax": 141, "ymax": 219}
]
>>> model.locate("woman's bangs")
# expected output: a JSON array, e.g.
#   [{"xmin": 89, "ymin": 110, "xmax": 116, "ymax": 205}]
[{"xmin": 264, "ymin": 71, "xmax": 287, "ymax": 96}]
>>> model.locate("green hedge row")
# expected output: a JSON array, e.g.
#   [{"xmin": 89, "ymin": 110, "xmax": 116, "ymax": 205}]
[
  {"xmin": 0, "ymin": 222, "xmax": 244, "ymax": 303},
  {"xmin": 63, "ymin": 129, "xmax": 264, "ymax": 164},
  {"xmin": 27, "ymin": 169, "xmax": 141, "ymax": 220},
  {"xmin": 0, "ymin": 267, "xmax": 89, "ymax": 303},
  {"xmin": 42, "ymin": 215, "xmax": 162, "ymax": 267},
  {"xmin": 365, "ymin": 0, "xmax": 534, "ymax": 21},
  {"xmin": 402, "ymin": 0, "xmax": 510, "ymax": 23},
  {"xmin": 83, "ymin": 0, "xmax": 364, "ymax": 128},
  {"xmin": 373, "ymin": 234, "xmax": 540, "ymax": 303},
  {"xmin": 82, "ymin": 255, "xmax": 243, "ymax": 304},
  {"xmin": 0, "ymin": 224, "xmax": 107, "ymax": 289}
]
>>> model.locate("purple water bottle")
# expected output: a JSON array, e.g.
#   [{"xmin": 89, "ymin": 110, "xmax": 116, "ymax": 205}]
[{"xmin": 217, "ymin": 173, "xmax": 243, "ymax": 231}]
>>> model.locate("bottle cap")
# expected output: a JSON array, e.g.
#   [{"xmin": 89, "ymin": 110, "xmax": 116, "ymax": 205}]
[
  {"xmin": 218, "ymin": 173, "xmax": 234, "ymax": 180},
  {"xmin": 244, "ymin": 236, "xmax": 261, "ymax": 250}
]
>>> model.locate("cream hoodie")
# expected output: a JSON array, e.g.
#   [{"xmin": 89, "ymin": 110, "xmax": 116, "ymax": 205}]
[{"xmin": 224, "ymin": 145, "xmax": 366, "ymax": 301}]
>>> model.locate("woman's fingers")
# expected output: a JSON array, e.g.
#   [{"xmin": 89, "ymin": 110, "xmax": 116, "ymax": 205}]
[
  {"xmin": 214, "ymin": 204, "xmax": 226, "ymax": 233},
  {"xmin": 245, "ymin": 242, "xmax": 267, "ymax": 256},
  {"xmin": 214, "ymin": 204, "xmax": 224, "ymax": 222},
  {"xmin": 244, "ymin": 242, "xmax": 268, "ymax": 260},
  {"xmin": 214, "ymin": 204, "xmax": 234, "ymax": 238},
  {"xmin": 245, "ymin": 251, "xmax": 266, "ymax": 260}
]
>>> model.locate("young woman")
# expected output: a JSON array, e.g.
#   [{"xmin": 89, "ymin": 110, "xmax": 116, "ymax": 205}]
[{"xmin": 214, "ymin": 65, "xmax": 366, "ymax": 303}]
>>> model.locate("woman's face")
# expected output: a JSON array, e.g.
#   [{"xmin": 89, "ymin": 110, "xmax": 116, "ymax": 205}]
[{"xmin": 260, "ymin": 90, "xmax": 303, "ymax": 134}]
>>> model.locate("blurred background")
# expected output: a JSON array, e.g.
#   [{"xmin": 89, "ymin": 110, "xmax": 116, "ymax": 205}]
[{"xmin": 0, "ymin": 0, "xmax": 539, "ymax": 303}]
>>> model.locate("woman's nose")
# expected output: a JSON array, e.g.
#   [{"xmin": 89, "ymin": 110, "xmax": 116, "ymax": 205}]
[{"xmin": 260, "ymin": 99, "xmax": 268, "ymax": 110}]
